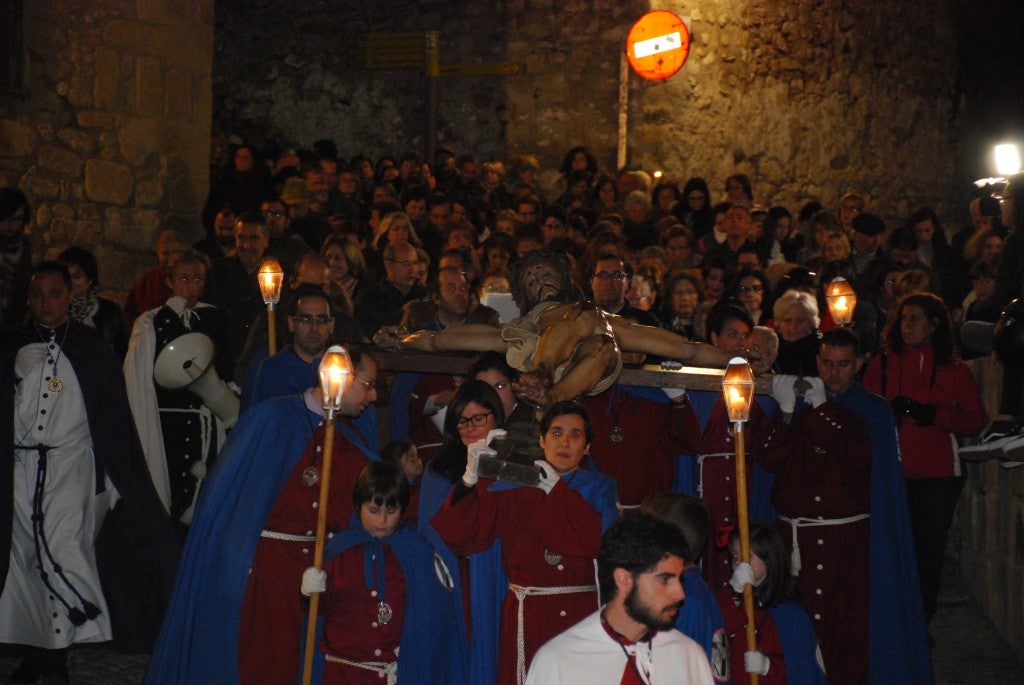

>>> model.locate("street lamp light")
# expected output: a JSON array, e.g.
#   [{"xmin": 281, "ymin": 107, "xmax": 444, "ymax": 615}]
[
  {"xmin": 825, "ymin": 277, "xmax": 857, "ymax": 326},
  {"xmin": 721, "ymin": 356, "xmax": 759, "ymax": 683},
  {"xmin": 258, "ymin": 258, "xmax": 284, "ymax": 355},
  {"xmin": 995, "ymin": 143, "xmax": 1021, "ymax": 177}
]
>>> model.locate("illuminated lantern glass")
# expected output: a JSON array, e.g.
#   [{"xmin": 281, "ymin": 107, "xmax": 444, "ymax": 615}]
[
  {"xmin": 722, "ymin": 357, "xmax": 755, "ymax": 423},
  {"xmin": 258, "ymin": 258, "xmax": 284, "ymax": 306},
  {"xmin": 825, "ymin": 277, "xmax": 857, "ymax": 326},
  {"xmin": 318, "ymin": 345, "xmax": 353, "ymax": 412}
]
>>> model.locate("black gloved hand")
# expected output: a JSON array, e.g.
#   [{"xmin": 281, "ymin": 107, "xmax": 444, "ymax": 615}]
[
  {"xmin": 908, "ymin": 399, "xmax": 937, "ymax": 426},
  {"xmin": 891, "ymin": 395, "xmax": 914, "ymax": 417}
]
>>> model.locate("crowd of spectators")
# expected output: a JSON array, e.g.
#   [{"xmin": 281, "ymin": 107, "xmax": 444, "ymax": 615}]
[{"xmin": 2, "ymin": 138, "xmax": 1021, "ymax": 685}]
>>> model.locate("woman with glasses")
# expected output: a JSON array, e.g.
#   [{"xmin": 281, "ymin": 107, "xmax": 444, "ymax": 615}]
[
  {"xmin": 727, "ymin": 268, "xmax": 774, "ymax": 327},
  {"xmin": 675, "ymin": 177, "xmax": 714, "ymax": 239},
  {"xmin": 417, "ymin": 380, "xmax": 508, "ymax": 684},
  {"xmin": 432, "ymin": 401, "xmax": 619, "ymax": 685}
]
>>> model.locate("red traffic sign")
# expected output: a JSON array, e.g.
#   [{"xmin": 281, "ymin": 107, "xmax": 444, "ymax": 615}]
[{"xmin": 626, "ymin": 10, "xmax": 691, "ymax": 80}]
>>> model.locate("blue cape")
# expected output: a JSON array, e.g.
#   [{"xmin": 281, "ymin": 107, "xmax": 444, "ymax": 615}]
[
  {"xmin": 770, "ymin": 600, "xmax": 828, "ymax": 685},
  {"xmin": 676, "ymin": 566, "xmax": 730, "ymax": 683},
  {"xmin": 833, "ymin": 383, "xmax": 932, "ymax": 684},
  {"xmin": 418, "ymin": 467, "xmax": 503, "ymax": 684},
  {"xmin": 144, "ymin": 395, "xmax": 378, "ymax": 685},
  {"xmin": 239, "ymin": 345, "xmax": 317, "ymax": 414},
  {"xmin": 388, "ymin": 370, "xmax": 422, "ymax": 440},
  {"xmin": 306, "ymin": 519, "xmax": 468, "ymax": 684}
]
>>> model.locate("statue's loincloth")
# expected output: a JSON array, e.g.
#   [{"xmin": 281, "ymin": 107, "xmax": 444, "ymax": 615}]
[{"xmin": 500, "ymin": 301, "xmax": 622, "ymax": 396}]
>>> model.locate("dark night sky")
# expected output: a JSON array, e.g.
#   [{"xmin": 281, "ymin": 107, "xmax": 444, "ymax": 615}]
[{"xmin": 955, "ymin": 0, "xmax": 1024, "ymax": 181}]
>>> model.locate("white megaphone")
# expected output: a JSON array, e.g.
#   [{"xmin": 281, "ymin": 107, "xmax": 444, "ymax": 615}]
[{"xmin": 153, "ymin": 332, "xmax": 240, "ymax": 428}]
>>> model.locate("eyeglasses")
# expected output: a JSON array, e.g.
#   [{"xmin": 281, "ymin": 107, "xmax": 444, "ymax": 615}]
[
  {"xmin": 839, "ymin": 205, "xmax": 861, "ymax": 214},
  {"xmin": 593, "ymin": 271, "xmax": 628, "ymax": 281},
  {"xmin": 386, "ymin": 258, "xmax": 417, "ymax": 267},
  {"xmin": 972, "ymin": 276, "xmax": 993, "ymax": 284},
  {"xmin": 688, "ymin": 194, "xmax": 706, "ymax": 202},
  {"xmin": 291, "ymin": 314, "xmax": 333, "ymax": 326},
  {"xmin": 173, "ymin": 275, "xmax": 206, "ymax": 285},
  {"xmin": 456, "ymin": 411, "xmax": 492, "ymax": 430},
  {"xmin": 738, "ymin": 284, "xmax": 763, "ymax": 293},
  {"xmin": 354, "ymin": 376, "xmax": 376, "ymax": 391},
  {"xmin": 262, "ymin": 210, "xmax": 287, "ymax": 219}
]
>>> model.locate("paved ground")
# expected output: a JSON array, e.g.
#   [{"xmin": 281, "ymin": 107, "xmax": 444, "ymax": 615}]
[{"xmin": 1, "ymin": 561, "xmax": 1021, "ymax": 684}]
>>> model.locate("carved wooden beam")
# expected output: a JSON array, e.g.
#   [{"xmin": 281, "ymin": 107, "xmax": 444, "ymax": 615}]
[{"xmin": 362, "ymin": 346, "xmax": 773, "ymax": 395}]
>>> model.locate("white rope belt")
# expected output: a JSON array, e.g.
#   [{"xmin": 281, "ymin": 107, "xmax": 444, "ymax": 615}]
[
  {"xmin": 509, "ymin": 582, "xmax": 597, "ymax": 685},
  {"xmin": 696, "ymin": 451, "xmax": 733, "ymax": 498},
  {"xmin": 324, "ymin": 653, "xmax": 397, "ymax": 685},
  {"xmin": 259, "ymin": 530, "xmax": 317, "ymax": 542},
  {"xmin": 779, "ymin": 514, "xmax": 870, "ymax": 576}
]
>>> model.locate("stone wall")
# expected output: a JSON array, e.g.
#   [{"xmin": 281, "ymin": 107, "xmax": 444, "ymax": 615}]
[
  {"xmin": 638, "ymin": 0, "xmax": 961, "ymax": 222},
  {"xmin": 954, "ymin": 357, "xmax": 1024, "ymax": 662},
  {"xmin": 213, "ymin": 0, "xmax": 517, "ymax": 162},
  {"xmin": 0, "ymin": 0, "xmax": 214, "ymax": 293},
  {"xmin": 213, "ymin": 0, "xmax": 963, "ymax": 225}
]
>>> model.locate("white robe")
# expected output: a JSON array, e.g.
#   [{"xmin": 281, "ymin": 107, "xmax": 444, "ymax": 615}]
[
  {"xmin": 526, "ymin": 610, "xmax": 714, "ymax": 685},
  {"xmin": 0, "ymin": 339, "xmax": 117, "ymax": 648}
]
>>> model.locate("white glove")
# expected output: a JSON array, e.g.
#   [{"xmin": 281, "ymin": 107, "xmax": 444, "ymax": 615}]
[
  {"xmin": 729, "ymin": 562, "xmax": 756, "ymax": 593},
  {"xmin": 805, "ymin": 376, "xmax": 827, "ymax": 408},
  {"xmin": 535, "ymin": 460, "xmax": 560, "ymax": 494},
  {"xmin": 463, "ymin": 429, "xmax": 506, "ymax": 487},
  {"xmin": 744, "ymin": 650, "xmax": 770, "ymax": 676},
  {"xmin": 771, "ymin": 375, "xmax": 797, "ymax": 414},
  {"xmin": 301, "ymin": 567, "xmax": 327, "ymax": 596}
]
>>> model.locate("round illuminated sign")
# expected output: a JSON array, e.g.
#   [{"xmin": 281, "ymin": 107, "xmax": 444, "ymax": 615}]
[{"xmin": 626, "ymin": 10, "xmax": 691, "ymax": 81}]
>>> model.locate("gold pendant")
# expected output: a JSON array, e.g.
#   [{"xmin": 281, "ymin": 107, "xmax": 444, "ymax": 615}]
[{"xmin": 48, "ymin": 377, "xmax": 64, "ymax": 394}]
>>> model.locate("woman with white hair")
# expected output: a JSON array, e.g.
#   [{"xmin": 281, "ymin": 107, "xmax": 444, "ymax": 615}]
[{"xmin": 772, "ymin": 290, "xmax": 821, "ymax": 376}]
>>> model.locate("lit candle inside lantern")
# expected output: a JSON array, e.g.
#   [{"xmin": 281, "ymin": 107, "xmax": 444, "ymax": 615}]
[
  {"xmin": 722, "ymin": 357, "xmax": 754, "ymax": 423},
  {"xmin": 825, "ymin": 277, "xmax": 857, "ymax": 326},
  {"xmin": 258, "ymin": 258, "xmax": 284, "ymax": 307},
  {"xmin": 318, "ymin": 346, "xmax": 353, "ymax": 414}
]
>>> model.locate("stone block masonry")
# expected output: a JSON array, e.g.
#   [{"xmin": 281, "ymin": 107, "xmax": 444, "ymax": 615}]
[{"xmin": 0, "ymin": 0, "xmax": 214, "ymax": 295}]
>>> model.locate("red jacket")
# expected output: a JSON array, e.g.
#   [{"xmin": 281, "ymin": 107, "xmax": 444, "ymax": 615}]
[{"xmin": 863, "ymin": 345, "xmax": 987, "ymax": 478}]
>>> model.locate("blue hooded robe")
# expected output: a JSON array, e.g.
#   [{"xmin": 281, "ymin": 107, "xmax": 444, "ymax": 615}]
[
  {"xmin": 833, "ymin": 383, "xmax": 932, "ymax": 684},
  {"xmin": 305, "ymin": 519, "xmax": 468, "ymax": 684},
  {"xmin": 144, "ymin": 394, "xmax": 378, "ymax": 684}
]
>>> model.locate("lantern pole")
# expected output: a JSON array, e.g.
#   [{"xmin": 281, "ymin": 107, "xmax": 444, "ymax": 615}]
[
  {"xmin": 301, "ymin": 346, "xmax": 352, "ymax": 685},
  {"xmin": 722, "ymin": 357, "xmax": 759, "ymax": 685}
]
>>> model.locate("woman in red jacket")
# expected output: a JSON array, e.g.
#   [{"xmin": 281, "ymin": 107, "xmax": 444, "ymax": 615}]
[{"xmin": 863, "ymin": 292, "xmax": 987, "ymax": 625}]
